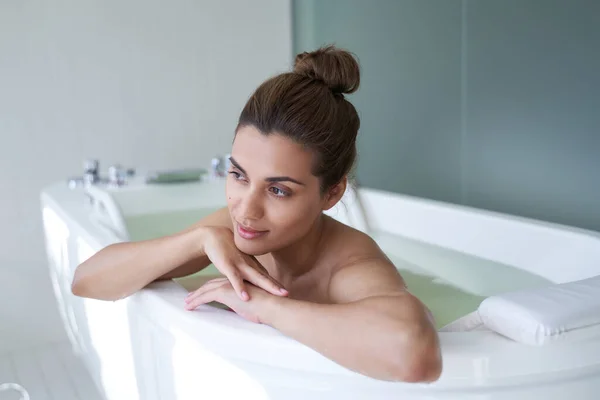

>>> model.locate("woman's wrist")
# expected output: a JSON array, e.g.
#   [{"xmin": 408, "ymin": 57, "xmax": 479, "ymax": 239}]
[
  {"xmin": 179, "ymin": 225, "xmax": 211, "ymax": 260},
  {"xmin": 259, "ymin": 293, "xmax": 289, "ymax": 327}
]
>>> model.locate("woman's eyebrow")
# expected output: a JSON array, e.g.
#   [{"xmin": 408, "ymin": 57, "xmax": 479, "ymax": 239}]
[
  {"xmin": 229, "ymin": 157, "xmax": 246, "ymax": 175},
  {"xmin": 265, "ymin": 176, "xmax": 305, "ymax": 186},
  {"xmin": 229, "ymin": 157, "xmax": 305, "ymax": 186}
]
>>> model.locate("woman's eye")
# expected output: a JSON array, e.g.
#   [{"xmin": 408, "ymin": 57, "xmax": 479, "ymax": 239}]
[
  {"xmin": 270, "ymin": 187, "xmax": 289, "ymax": 197},
  {"xmin": 228, "ymin": 171, "xmax": 244, "ymax": 180}
]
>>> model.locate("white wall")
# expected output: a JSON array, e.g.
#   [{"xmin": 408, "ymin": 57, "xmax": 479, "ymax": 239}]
[{"xmin": 0, "ymin": 0, "xmax": 292, "ymax": 354}]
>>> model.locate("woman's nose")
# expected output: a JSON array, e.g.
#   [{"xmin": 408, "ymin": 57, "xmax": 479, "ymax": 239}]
[{"xmin": 239, "ymin": 191, "xmax": 264, "ymax": 221}]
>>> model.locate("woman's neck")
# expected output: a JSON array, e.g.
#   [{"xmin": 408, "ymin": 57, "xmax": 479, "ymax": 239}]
[{"xmin": 266, "ymin": 214, "xmax": 329, "ymax": 281}]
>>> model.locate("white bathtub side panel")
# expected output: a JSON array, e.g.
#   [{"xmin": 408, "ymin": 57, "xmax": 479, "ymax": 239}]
[
  {"xmin": 42, "ymin": 186, "xmax": 143, "ymax": 400},
  {"xmin": 132, "ymin": 282, "xmax": 600, "ymax": 381},
  {"xmin": 359, "ymin": 188, "xmax": 600, "ymax": 283},
  {"xmin": 129, "ymin": 282, "xmax": 600, "ymax": 399}
]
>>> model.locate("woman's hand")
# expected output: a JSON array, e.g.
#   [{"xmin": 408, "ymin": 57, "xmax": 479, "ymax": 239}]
[
  {"xmin": 184, "ymin": 278, "xmax": 273, "ymax": 323},
  {"xmin": 201, "ymin": 226, "xmax": 288, "ymax": 301}
]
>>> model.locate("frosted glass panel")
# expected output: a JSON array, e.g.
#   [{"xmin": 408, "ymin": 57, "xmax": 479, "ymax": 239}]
[{"xmin": 293, "ymin": 0, "xmax": 600, "ymax": 232}]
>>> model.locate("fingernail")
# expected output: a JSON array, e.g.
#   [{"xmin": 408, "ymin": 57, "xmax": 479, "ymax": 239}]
[
  {"xmin": 280, "ymin": 288, "xmax": 288, "ymax": 295},
  {"xmin": 241, "ymin": 291, "xmax": 249, "ymax": 301}
]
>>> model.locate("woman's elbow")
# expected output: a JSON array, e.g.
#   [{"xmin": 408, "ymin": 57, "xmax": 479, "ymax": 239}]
[
  {"xmin": 71, "ymin": 277, "xmax": 83, "ymax": 297},
  {"xmin": 396, "ymin": 297, "xmax": 443, "ymax": 382},
  {"xmin": 71, "ymin": 273, "xmax": 99, "ymax": 299},
  {"xmin": 396, "ymin": 351, "xmax": 442, "ymax": 383},
  {"xmin": 71, "ymin": 270, "xmax": 120, "ymax": 301},
  {"xmin": 71, "ymin": 267, "xmax": 87, "ymax": 297},
  {"xmin": 388, "ymin": 347, "xmax": 442, "ymax": 383},
  {"xmin": 391, "ymin": 326, "xmax": 443, "ymax": 383}
]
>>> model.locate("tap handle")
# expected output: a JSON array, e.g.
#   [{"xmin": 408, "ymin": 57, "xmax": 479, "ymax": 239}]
[
  {"xmin": 83, "ymin": 159, "xmax": 100, "ymax": 185},
  {"xmin": 210, "ymin": 156, "xmax": 224, "ymax": 177},
  {"xmin": 108, "ymin": 164, "xmax": 128, "ymax": 186},
  {"xmin": 83, "ymin": 159, "xmax": 99, "ymax": 174}
]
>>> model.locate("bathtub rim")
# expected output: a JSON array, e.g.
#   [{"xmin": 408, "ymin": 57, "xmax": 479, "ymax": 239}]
[{"xmin": 130, "ymin": 278, "xmax": 600, "ymax": 389}]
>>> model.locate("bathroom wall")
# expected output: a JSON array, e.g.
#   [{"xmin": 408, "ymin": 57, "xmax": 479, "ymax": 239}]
[
  {"xmin": 0, "ymin": 0, "xmax": 292, "ymax": 354},
  {"xmin": 293, "ymin": 0, "xmax": 600, "ymax": 233}
]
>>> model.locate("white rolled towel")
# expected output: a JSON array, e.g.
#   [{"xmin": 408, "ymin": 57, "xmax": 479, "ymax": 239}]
[
  {"xmin": 439, "ymin": 311, "xmax": 487, "ymax": 332},
  {"xmin": 478, "ymin": 274, "xmax": 600, "ymax": 345},
  {"xmin": 440, "ymin": 275, "xmax": 600, "ymax": 346}
]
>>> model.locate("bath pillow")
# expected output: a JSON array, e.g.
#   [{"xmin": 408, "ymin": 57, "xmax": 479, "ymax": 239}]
[
  {"xmin": 438, "ymin": 311, "xmax": 489, "ymax": 332},
  {"xmin": 478, "ymin": 275, "xmax": 600, "ymax": 346}
]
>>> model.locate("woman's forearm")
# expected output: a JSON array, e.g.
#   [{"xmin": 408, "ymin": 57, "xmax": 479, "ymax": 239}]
[
  {"xmin": 71, "ymin": 228, "xmax": 210, "ymax": 301},
  {"xmin": 262, "ymin": 294, "xmax": 442, "ymax": 382}
]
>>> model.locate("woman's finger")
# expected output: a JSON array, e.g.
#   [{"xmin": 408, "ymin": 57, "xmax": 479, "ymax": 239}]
[
  {"xmin": 247, "ymin": 255, "xmax": 270, "ymax": 275},
  {"xmin": 185, "ymin": 278, "xmax": 228, "ymax": 304},
  {"xmin": 240, "ymin": 263, "xmax": 288, "ymax": 296},
  {"xmin": 224, "ymin": 267, "xmax": 249, "ymax": 301},
  {"xmin": 245, "ymin": 255, "xmax": 286, "ymax": 288},
  {"xmin": 185, "ymin": 286, "xmax": 222, "ymax": 310}
]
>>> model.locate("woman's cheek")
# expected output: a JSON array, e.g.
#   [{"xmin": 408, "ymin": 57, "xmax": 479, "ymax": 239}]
[
  {"xmin": 276, "ymin": 198, "xmax": 319, "ymax": 232},
  {"xmin": 226, "ymin": 180, "xmax": 241, "ymax": 208}
]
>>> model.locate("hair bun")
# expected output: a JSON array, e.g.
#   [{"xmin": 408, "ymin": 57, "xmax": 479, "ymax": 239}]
[{"xmin": 294, "ymin": 45, "xmax": 360, "ymax": 95}]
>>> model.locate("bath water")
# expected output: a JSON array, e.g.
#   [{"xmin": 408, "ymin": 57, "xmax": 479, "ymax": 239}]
[
  {"xmin": 125, "ymin": 208, "xmax": 220, "ymax": 242},
  {"xmin": 374, "ymin": 232, "xmax": 552, "ymax": 328},
  {"xmin": 125, "ymin": 208, "xmax": 222, "ymax": 276},
  {"xmin": 125, "ymin": 209, "xmax": 552, "ymax": 328}
]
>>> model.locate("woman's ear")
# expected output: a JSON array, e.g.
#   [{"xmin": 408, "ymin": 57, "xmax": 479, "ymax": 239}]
[{"xmin": 323, "ymin": 177, "xmax": 347, "ymax": 211}]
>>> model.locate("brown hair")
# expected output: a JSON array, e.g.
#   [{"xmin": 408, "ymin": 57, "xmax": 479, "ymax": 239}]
[{"xmin": 235, "ymin": 45, "xmax": 361, "ymax": 194}]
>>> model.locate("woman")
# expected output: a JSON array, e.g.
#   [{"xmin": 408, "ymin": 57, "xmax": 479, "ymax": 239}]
[{"xmin": 71, "ymin": 45, "xmax": 442, "ymax": 383}]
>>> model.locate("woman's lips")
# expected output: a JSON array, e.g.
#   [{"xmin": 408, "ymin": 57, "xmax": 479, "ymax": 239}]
[{"xmin": 236, "ymin": 223, "xmax": 268, "ymax": 240}]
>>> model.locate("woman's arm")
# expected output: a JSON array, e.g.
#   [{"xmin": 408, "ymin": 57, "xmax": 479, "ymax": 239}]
[
  {"xmin": 261, "ymin": 261, "xmax": 442, "ymax": 383},
  {"xmin": 71, "ymin": 207, "xmax": 232, "ymax": 301},
  {"xmin": 185, "ymin": 260, "xmax": 442, "ymax": 383},
  {"xmin": 261, "ymin": 293, "xmax": 442, "ymax": 382},
  {"xmin": 72, "ymin": 207, "xmax": 287, "ymax": 302},
  {"xmin": 71, "ymin": 225, "xmax": 211, "ymax": 301}
]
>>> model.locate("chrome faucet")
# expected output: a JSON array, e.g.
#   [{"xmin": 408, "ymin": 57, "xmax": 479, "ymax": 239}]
[
  {"xmin": 68, "ymin": 159, "xmax": 102, "ymax": 189},
  {"xmin": 68, "ymin": 159, "xmax": 135, "ymax": 189},
  {"xmin": 209, "ymin": 156, "xmax": 225, "ymax": 178},
  {"xmin": 108, "ymin": 164, "xmax": 127, "ymax": 187},
  {"xmin": 83, "ymin": 159, "xmax": 100, "ymax": 185}
]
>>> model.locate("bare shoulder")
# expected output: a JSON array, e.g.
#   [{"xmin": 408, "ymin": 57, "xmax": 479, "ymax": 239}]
[{"xmin": 324, "ymin": 217, "xmax": 407, "ymax": 303}]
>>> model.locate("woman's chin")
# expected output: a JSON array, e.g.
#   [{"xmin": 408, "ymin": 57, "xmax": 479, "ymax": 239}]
[{"xmin": 234, "ymin": 235, "xmax": 270, "ymax": 256}]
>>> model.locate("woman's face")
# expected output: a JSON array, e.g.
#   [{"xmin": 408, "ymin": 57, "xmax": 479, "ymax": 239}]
[{"xmin": 226, "ymin": 125, "xmax": 327, "ymax": 255}]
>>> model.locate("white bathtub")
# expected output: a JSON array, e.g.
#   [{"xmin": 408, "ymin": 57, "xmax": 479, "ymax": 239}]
[{"xmin": 40, "ymin": 176, "xmax": 600, "ymax": 399}]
